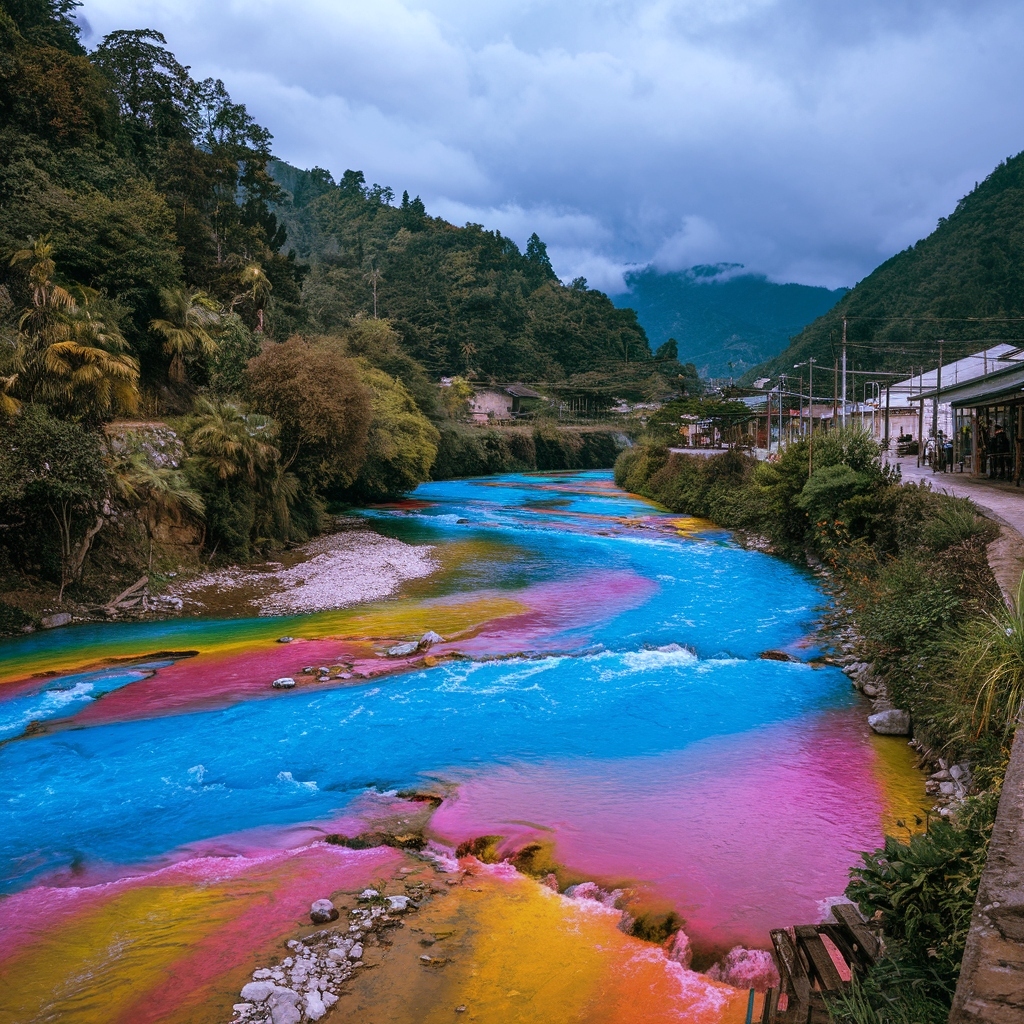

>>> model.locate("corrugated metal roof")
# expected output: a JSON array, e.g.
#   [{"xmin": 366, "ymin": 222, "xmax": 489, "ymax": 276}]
[{"xmin": 916, "ymin": 361, "xmax": 1024, "ymax": 407}]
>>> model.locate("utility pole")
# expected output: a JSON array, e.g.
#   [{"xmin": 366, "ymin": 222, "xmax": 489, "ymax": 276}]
[
  {"xmin": 832, "ymin": 357, "xmax": 838, "ymax": 429},
  {"xmin": 841, "ymin": 317, "xmax": 848, "ymax": 428},
  {"xmin": 933, "ymin": 340, "xmax": 944, "ymax": 473},
  {"xmin": 884, "ymin": 384, "xmax": 891, "ymax": 447},
  {"xmin": 808, "ymin": 357, "xmax": 815, "ymax": 474}
]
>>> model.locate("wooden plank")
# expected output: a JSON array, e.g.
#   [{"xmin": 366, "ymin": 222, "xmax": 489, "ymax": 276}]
[
  {"xmin": 759, "ymin": 987, "xmax": 777, "ymax": 1024},
  {"xmin": 832, "ymin": 904, "xmax": 880, "ymax": 964},
  {"xmin": 819, "ymin": 923, "xmax": 862, "ymax": 974},
  {"xmin": 795, "ymin": 926, "xmax": 845, "ymax": 992},
  {"xmin": 771, "ymin": 929, "xmax": 810, "ymax": 1010}
]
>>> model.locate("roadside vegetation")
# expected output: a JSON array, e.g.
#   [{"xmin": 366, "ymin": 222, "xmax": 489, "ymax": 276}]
[{"xmin": 616, "ymin": 430, "xmax": 1021, "ymax": 1022}]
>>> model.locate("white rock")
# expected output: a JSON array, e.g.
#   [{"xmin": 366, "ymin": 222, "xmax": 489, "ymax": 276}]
[
  {"xmin": 387, "ymin": 641, "xmax": 419, "ymax": 657},
  {"xmin": 277, "ymin": 636, "xmax": 294, "ymax": 643},
  {"xmin": 350, "ymin": 943, "xmax": 363, "ymax": 959},
  {"xmin": 868, "ymin": 709, "xmax": 911, "ymax": 735},
  {"xmin": 327, "ymin": 949, "xmax": 348, "ymax": 963},
  {"xmin": 305, "ymin": 992, "xmax": 327, "ymax": 1020},
  {"xmin": 233, "ymin": 1005, "xmax": 254, "ymax": 1013},
  {"xmin": 419, "ymin": 630, "xmax": 444, "ymax": 648},
  {"xmin": 268, "ymin": 988, "xmax": 301, "ymax": 1024},
  {"xmin": 323, "ymin": 993, "xmax": 338, "ymax": 1008},
  {"xmin": 386, "ymin": 894, "xmax": 412, "ymax": 912},
  {"xmin": 253, "ymin": 969, "xmax": 272, "ymax": 979},
  {"xmin": 240, "ymin": 981, "xmax": 276, "ymax": 1002},
  {"xmin": 310, "ymin": 898, "xmax": 338, "ymax": 923},
  {"xmin": 939, "ymin": 781, "xmax": 956, "ymax": 796},
  {"xmin": 272, "ymin": 677, "xmax": 296, "ymax": 689},
  {"xmin": 357, "ymin": 888, "xmax": 379, "ymax": 901}
]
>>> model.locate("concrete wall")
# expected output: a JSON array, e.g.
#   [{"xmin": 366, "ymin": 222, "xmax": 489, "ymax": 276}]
[{"xmin": 949, "ymin": 721, "xmax": 1024, "ymax": 1023}]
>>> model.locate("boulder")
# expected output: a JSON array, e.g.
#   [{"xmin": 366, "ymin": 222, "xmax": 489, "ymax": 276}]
[
  {"xmin": 387, "ymin": 641, "xmax": 419, "ymax": 657},
  {"xmin": 277, "ymin": 636, "xmax": 294, "ymax": 643},
  {"xmin": 868, "ymin": 709, "xmax": 911, "ymax": 735},
  {"xmin": 240, "ymin": 981, "xmax": 276, "ymax": 1002},
  {"xmin": 304, "ymin": 991, "xmax": 327, "ymax": 1021},
  {"xmin": 707, "ymin": 946, "xmax": 781, "ymax": 992},
  {"xmin": 41, "ymin": 612, "xmax": 72, "ymax": 629},
  {"xmin": 386, "ymin": 894, "xmax": 412, "ymax": 912},
  {"xmin": 267, "ymin": 989, "xmax": 301, "ymax": 1024},
  {"xmin": 419, "ymin": 630, "xmax": 444, "ymax": 648},
  {"xmin": 666, "ymin": 928, "xmax": 693, "ymax": 969},
  {"xmin": 272, "ymin": 677, "xmax": 296, "ymax": 689},
  {"xmin": 310, "ymin": 898, "xmax": 338, "ymax": 924}
]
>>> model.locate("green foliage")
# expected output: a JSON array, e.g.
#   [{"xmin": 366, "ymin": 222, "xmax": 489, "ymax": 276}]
[
  {"xmin": 844, "ymin": 789, "xmax": 999, "ymax": 1007},
  {"xmin": 939, "ymin": 574, "xmax": 1024, "ymax": 743},
  {"xmin": 647, "ymin": 395, "xmax": 752, "ymax": 443},
  {"xmin": 245, "ymin": 335, "xmax": 373, "ymax": 490},
  {"xmin": 0, "ymin": 402, "xmax": 107, "ymax": 590},
  {"xmin": 272, "ymin": 163, "xmax": 653, "ymax": 380},
  {"xmin": 344, "ymin": 366, "xmax": 439, "ymax": 501}
]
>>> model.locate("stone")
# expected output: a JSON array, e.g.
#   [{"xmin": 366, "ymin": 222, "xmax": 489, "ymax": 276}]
[
  {"xmin": 386, "ymin": 894, "xmax": 412, "ymax": 912},
  {"xmin": 862, "ymin": 684, "xmax": 879, "ymax": 698},
  {"xmin": 240, "ymin": 981, "xmax": 276, "ymax": 1002},
  {"xmin": 387, "ymin": 641, "xmax": 419, "ymax": 657},
  {"xmin": 456, "ymin": 1006, "xmax": 467, "ymax": 1013},
  {"xmin": 41, "ymin": 612, "xmax": 72, "ymax": 629},
  {"xmin": 323, "ymin": 993, "xmax": 338, "ymax": 1008},
  {"xmin": 666, "ymin": 928, "xmax": 693, "ymax": 969},
  {"xmin": 272, "ymin": 677, "xmax": 297, "ymax": 689},
  {"xmin": 656, "ymin": 643, "xmax": 685, "ymax": 653},
  {"xmin": 940, "ymin": 781, "xmax": 956, "ymax": 796},
  {"xmin": 868, "ymin": 709, "xmax": 911, "ymax": 735},
  {"xmin": 277, "ymin": 637, "xmax": 294, "ymax": 643},
  {"xmin": 419, "ymin": 630, "xmax": 444, "ymax": 648},
  {"xmin": 707, "ymin": 946, "xmax": 781, "ymax": 992},
  {"xmin": 564, "ymin": 882, "xmax": 602, "ymax": 901},
  {"xmin": 358, "ymin": 888, "xmax": 379, "ymax": 901},
  {"xmin": 304, "ymin": 992, "xmax": 327, "ymax": 1020},
  {"xmin": 350, "ymin": 943, "xmax": 363, "ymax": 959},
  {"xmin": 310, "ymin": 899, "xmax": 338, "ymax": 924},
  {"xmin": 327, "ymin": 949, "xmax": 348, "ymax": 963},
  {"xmin": 253, "ymin": 969, "xmax": 272, "ymax": 979},
  {"xmin": 267, "ymin": 988, "xmax": 301, "ymax": 1024},
  {"xmin": 233, "ymin": 1005, "xmax": 253, "ymax": 1013}
]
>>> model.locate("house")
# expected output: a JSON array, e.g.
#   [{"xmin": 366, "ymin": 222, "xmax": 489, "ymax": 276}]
[{"xmin": 467, "ymin": 383, "xmax": 543, "ymax": 423}]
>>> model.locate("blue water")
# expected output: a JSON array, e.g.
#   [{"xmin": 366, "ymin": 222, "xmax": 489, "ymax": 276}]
[{"xmin": 0, "ymin": 472, "xmax": 848, "ymax": 893}]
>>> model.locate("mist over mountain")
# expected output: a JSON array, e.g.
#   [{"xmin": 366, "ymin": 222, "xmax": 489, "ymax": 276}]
[
  {"xmin": 747, "ymin": 150, "xmax": 1024, "ymax": 384},
  {"xmin": 612, "ymin": 266, "xmax": 846, "ymax": 379}
]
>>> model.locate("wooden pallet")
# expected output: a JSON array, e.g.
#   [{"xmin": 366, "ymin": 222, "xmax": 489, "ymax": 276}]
[{"xmin": 760, "ymin": 905, "xmax": 880, "ymax": 1024}]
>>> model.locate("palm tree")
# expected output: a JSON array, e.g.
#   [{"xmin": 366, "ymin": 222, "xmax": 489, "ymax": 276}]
[
  {"xmin": 150, "ymin": 287, "xmax": 222, "ymax": 383},
  {"xmin": 237, "ymin": 263, "xmax": 272, "ymax": 332},
  {"xmin": 10, "ymin": 238, "xmax": 140, "ymax": 420},
  {"xmin": 108, "ymin": 439, "xmax": 205, "ymax": 568},
  {"xmin": 182, "ymin": 398, "xmax": 280, "ymax": 484}
]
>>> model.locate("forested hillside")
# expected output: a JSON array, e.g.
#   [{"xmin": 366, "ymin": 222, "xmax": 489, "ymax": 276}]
[
  {"xmin": 268, "ymin": 161, "xmax": 657, "ymax": 382},
  {"xmin": 746, "ymin": 151, "xmax": 1024, "ymax": 383},
  {"xmin": 615, "ymin": 265, "xmax": 844, "ymax": 378},
  {"xmin": 0, "ymin": 1, "xmax": 656, "ymax": 618}
]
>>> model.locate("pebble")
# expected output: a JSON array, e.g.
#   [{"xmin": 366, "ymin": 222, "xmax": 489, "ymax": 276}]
[
  {"xmin": 386, "ymin": 641, "xmax": 419, "ymax": 657},
  {"xmin": 386, "ymin": 894, "xmax": 412, "ymax": 912},
  {"xmin": 310, "ymin": 899, "xmax": 338, "ymax": 924},
  {"xmin": 272, "ymin": 677, "xmax": 296, "ymax": 689}
]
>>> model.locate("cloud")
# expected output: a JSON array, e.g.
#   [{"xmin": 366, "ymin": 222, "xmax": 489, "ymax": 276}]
[{"xmin": 78, "ymin": 0, "xmax": 1024, "ymax": 290}]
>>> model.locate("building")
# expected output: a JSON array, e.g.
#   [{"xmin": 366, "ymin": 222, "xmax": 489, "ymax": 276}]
[
  {"xmin": 867, "ymin": 345, "xmax": 1024, "ymax": 444},
  {"xmin": 467, "ymin": 383, "xmax": 543, "ymax": 423}
]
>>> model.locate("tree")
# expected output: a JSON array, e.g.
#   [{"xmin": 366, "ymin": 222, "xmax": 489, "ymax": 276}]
[
  {"xmin": 346, "ymin": 365, "xmax": 439, "ymax": 500},
  {"xmin": 10, "ymin": 236, "xmax": 140, "ymax": 421},
  {"xmin": 245, "ymin": 336, "xmax": 372, "ymax": 490},
  {"xmin": 0, "ymin": 404, "xmax": 108, "ymax": 598},
  {"xmin": 149, "ymin": 286, "xmax": 222, "ymax": 383}
]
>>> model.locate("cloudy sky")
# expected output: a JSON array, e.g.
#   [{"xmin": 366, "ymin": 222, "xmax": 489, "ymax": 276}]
[{"xmin": 77, "ymin": 0, "xmax": 1024, "ymax": 293}]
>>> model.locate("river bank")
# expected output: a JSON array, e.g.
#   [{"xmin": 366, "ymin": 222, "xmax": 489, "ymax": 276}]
[{"xmin": 0, "ymin": 469, "xmax": 922, "ymax": 1024}]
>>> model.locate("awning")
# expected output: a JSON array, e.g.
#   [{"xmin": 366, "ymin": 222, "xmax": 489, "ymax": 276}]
[{"xmin": 915, "ymin": 362, "xmax": 1024, "ymax": 409}]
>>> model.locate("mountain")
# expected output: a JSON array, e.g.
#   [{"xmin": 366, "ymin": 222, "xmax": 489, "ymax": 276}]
[
  {"xmin": 613, "ymin": 265, "xmax": 846, "ymax": 378},
  {"xmin": 268, "ymin": 161, "xmax": 663, "ymax": 385},
  {"xmin": 745, "ymin": 151, "xmax": 1024, "ymax": 385}
]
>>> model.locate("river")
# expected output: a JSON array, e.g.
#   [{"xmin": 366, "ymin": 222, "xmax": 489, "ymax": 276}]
[{"xmin": 0, "ymin": 471, "xmax": 925, "ymax": 1024}]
